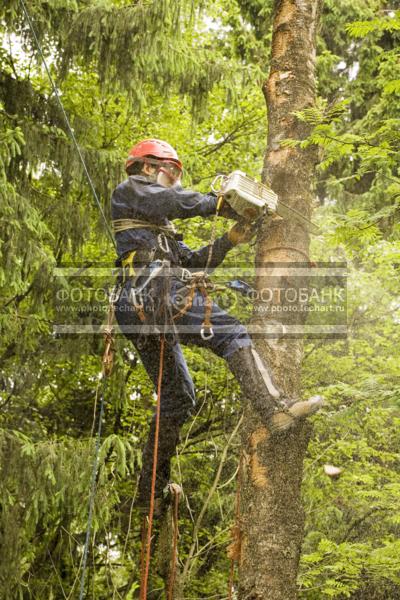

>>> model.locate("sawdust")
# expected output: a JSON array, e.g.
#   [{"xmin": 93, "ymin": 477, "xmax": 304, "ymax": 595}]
[
  {"xmin": 250, "ymin": 427, "xmax": 268, "ymax": 449},
  {"xmin": 251, "ymin": 453, "xmax": 269, "ymax": 488},
  {"xmin": 249, "ymin": 427, "xmax": 269, "ymax": 488},
  {"xmin": 274, "ymin": 0, "xmax": 297, "ymax": 29}
]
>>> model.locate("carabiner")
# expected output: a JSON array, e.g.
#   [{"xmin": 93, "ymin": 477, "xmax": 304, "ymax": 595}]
[
  {"xmin": 179, "ymin": 267, "xmax": 192, "ymax": 283},
  {"xmin": 129, "ymin": 287, "xmax": 144, "ymax": 309},
  {"xmin": 157, "ymin": 233, "xmax": 170, "ymax": 254},
  {"xmin": 200, "ymin": 326, "xmax": 214, "ymax": 340},
  {"xmin": 108, "ymin": 284, "xmax": 121, "ymax": 304}
]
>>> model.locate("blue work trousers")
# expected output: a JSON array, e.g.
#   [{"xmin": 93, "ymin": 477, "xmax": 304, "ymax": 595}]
[{"xmin": 115, "ymin": 278, "xmax": 251, "ymax": 425}]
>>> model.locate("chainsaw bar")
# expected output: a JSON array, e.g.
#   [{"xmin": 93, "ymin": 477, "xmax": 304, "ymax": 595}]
[{"xmin": 275, "ymin": 199, "xmax": 320, "ymax": 235}]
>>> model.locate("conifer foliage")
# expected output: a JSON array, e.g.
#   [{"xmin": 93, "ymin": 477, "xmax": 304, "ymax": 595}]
[{"xmin": 0, "ymin": 1, "xmax": 399, "ymax": 598}]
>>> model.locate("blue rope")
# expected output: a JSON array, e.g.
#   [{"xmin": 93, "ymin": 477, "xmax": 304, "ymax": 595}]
[
  {"xmin": 79, "ymin": 376, "xmax": 107, "ymax": 600},
  {"xmin": 18, "ymin": 0, "xmax": 116, "ymax": 249}
]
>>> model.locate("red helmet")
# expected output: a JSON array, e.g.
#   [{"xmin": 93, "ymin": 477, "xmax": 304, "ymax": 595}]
[{"xmin": 125, "ymin": 139, "xmax": 183, "ymax": 173}]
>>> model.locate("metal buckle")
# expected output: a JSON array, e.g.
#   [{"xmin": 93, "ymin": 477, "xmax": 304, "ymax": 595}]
[
  {"xmin": 200, "ymin": 326, "xmax": 214, "ymax": 340},
  {"xmin": 179, "ymin": 268, "xmax": 192, "ymax": 283},
  {"xmin": 157, "ymin": 233, "xmax": 170, "ymax": 254}
]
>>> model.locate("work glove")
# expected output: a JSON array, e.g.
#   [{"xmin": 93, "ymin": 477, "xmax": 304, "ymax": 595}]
[
  {"xmin": 227, "ymin": 222, "xmax": 257, "ymax": 246},
  {"xmin": 215, "ymin": 196, "xmax": 241, "ymax": 220}
]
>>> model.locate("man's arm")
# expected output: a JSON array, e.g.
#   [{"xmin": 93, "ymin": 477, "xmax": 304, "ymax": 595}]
[
  {"xmin": 177, "ymin": 234, "xmax": 234, "ymax": 270},
  {"xmin": 178, "ymin": 223, "xmax": 256, "ymax": 270},
  {"xmin": 112, "ymin": 177, "xmax": 218, "ymax": 222}
]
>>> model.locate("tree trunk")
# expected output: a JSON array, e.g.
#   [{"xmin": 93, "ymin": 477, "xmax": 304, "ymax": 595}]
[{"xmin": 238, "ymin": 1, "xmax": 322, "ymax": 599}]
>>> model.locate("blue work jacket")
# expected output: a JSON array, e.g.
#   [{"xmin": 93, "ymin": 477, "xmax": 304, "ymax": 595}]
[{"xmin": 111, "ymin": 175, "xmax": 234, "ymax": 270}]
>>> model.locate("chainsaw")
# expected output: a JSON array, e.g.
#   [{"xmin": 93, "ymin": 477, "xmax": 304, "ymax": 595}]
[{"xmin": 211, "ymin": 170, "xmax": 320, "ymax": 235}]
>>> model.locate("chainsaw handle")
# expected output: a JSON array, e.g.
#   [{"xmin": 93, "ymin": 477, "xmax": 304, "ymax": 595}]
[{"xmin": 211, "ymin": 173, "xmax": 227, "ymax": 195}]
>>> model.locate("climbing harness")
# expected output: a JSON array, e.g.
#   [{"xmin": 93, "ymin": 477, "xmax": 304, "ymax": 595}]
[
  {"xmin": 115, "ymin": 210, "xmax": 220, "ymax": 340},
  {"xmin": 154, "ymin": 191, "xmax": 225, "ymax": 342}
]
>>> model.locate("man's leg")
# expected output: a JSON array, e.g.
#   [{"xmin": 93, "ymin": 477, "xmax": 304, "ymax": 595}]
[
  {"xmin": 176, "ymin": 292, "xmax": 322, "ymax": 432},
  {"xmin": 226, "ymin": 346, "xmax": 323, "ymax": 431},
  {"xmin": 131, "ymin": 336, "xmax": 195, "ymax": 512},
  {"xmin": 115, "ymin": 285, "xmax": 195, "ymax": 513}
]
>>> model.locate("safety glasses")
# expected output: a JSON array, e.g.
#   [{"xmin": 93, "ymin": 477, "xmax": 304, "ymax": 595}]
[{"xmin": 158, "ymin": 161, "xmax": 182, "ymax": 182}]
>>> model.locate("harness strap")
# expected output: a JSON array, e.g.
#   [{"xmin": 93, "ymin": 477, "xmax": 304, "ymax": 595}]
[
  {"xmin": 129, "ymin": 287, "xmax": 146, "ymax": 322},
  {"xmin": 172, "ymin": 272, "xmax": 214, "ymax": 339},
  {"xmin": 121, "ymin": 250, "xmax": 136, "ymax": 282},
  {"xmin": 112, "ymin": 218, "xmax": 177, "ymax": 237},
  {"xmin": 172, "ymin": 280, "xmax": 198, "ymax": 322}
]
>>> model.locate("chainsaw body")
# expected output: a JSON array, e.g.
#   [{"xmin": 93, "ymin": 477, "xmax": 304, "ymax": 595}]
[{"xmin": 213, "ymin": 170, "xmax": 278, "ymax": 221}]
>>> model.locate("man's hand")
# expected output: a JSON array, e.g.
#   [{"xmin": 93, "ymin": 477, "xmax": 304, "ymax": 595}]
[{"xmin": 227, "ymin": 222, "xmax": 257, "ymax": 246}]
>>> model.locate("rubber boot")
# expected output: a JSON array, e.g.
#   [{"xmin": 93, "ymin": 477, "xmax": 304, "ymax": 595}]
[
  {"xmin": 227, "ymin": 345, "xmax": 323, "ymax": 434},
  {"xmin": 136, "ymin": 416, "xmax": 181, "ymax": 516}
]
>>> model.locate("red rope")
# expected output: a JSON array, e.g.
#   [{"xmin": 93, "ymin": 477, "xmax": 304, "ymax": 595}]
[{"xmin": 139, "ymin": 335, "xmax": 165, "ymax": 599}]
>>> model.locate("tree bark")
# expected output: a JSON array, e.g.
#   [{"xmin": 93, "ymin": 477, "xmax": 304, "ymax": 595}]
[{"xmin": 238, "ymin": 1, "xmax": 322, "ymax": 599}]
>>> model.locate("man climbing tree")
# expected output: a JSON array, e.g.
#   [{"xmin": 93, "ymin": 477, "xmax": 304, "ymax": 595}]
[{"xmin": 111, "ymin": 138, "xmax": 323, "ymax": 515}]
